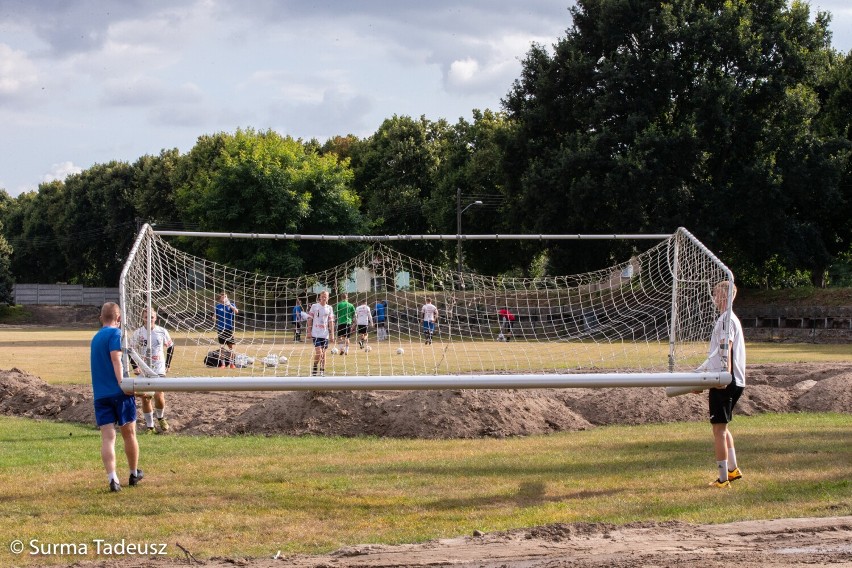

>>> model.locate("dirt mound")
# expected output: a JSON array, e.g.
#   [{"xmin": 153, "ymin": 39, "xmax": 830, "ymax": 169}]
[
  {"xmin": 1, "ymin": 363, "xmax": 850, "ymax": 437},
  {"xmin": 3, "ymin": 304, "xmax": 101, "ymax": 327}
]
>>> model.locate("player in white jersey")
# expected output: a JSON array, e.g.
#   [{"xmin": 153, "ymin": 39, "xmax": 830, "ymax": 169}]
[
  {"xmin": 354, "ymin": 299, "xmax": 373, "ymax": 349},
  {"xmin": 306, "ymin": 290, "xmax": 334, "ymax": 376},
  {"xmin": 696, "ymin": 281, "xmax": 746, "ymax": 488},
  {"xmin": 421, "ymin": 297, "xmax": 439, "ymax": 345},
  {"xmin": 130, "ymin": 308, "xmax": 174, "ymax": 434}
]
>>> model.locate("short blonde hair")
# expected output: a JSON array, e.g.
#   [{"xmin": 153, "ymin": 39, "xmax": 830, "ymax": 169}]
[{"xmin": 100, "ymin": 302, "xmax": 121, "ymax": 325}]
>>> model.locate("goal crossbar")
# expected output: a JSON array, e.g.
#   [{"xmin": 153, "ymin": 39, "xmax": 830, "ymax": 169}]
[
  {"xmin": 152, "ymin": 230, "xmax": 671, "ymax": 241},
  {"xmin": 123, "ymin": 371, "xmax": 730, "ymax": 393}
]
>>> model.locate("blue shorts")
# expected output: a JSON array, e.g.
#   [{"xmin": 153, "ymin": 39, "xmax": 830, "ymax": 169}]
[
  {"xmin": 94, "ymin": 393, "xmax": 138, "ymax": 427},
  {"xmin": 313, "ymin": 337, "xmax": 329, "ymax": 349},
  {"xmin": 423, "ymin": 321, "xmax": 435, "ymax": 333}
]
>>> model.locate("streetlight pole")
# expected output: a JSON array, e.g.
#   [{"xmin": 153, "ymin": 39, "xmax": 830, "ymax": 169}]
[{"xmin": 456, "ymin": 188, "xmax": 483, "ymax": 273}]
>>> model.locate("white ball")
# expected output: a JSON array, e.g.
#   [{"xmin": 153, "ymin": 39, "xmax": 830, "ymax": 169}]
[
  {"xmin": 330, "ymin": 347, "xmax": 340, "ymax": 355},
  {"xmin": 364, "ymin": 346, "xmax": 372, "ymax": 353},
  {"xmin": 396, "ymin": 347, "xmax": 404, "ymax": 355},
  {"xmin": 278, "ymin": 355, "xmax": 288, "ymax": 365},
  {"xmin": 263, "ymin": 354, "xmax": 279, "ymax": 367}
]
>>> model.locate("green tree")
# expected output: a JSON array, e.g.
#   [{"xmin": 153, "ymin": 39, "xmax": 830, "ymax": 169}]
[
  {"xmin": 61, "ymin": 162, "xmax": 139, "ymax": 286},
  {"xmin": 131, "ymin": 148, "xmax": 182, "ymax": 229},
  {"xmin": 3, "ymin": 182, "xmax": 75, "ymax": 284},
  {"xmin": 504, "ymin": 0, "xmax": 844, "ymax": 279},
  {"xmin": 349, "ymin": 115, "xmax": 449, "ymax": 260},
  {"xmin": 0, "ymin": 190, "xmax": 14, "ymax": 302},
  {"xmin": 175, "ymin": 128, "xmax": 363, "ymax": 275}
]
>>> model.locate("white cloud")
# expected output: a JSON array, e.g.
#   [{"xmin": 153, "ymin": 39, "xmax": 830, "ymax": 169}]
[
  {"xmin": 0, "ymin": 43, "xmax": 39, "ymax": 98},
  {"xmin": 42, "ymin": 161, "xmax": 82, "ymax": 184}
]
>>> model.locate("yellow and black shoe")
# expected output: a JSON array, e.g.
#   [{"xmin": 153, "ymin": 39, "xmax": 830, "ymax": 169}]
[
  {"xmin": 708, "ymin": 478, "xmax": 731, "ymax": 488},
  {"xmin": 727, "ymin": 467, "xmax": 743, "ymax": 482}
]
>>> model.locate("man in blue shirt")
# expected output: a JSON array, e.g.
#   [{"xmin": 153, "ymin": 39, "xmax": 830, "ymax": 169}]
[
  {"xmin": 215, "ymin": 292, "xmax": 239, "ymax": 368},
  {"xmin": 375, "ymin": 300, "xmax": 387, "ymax": 341},
  {"xmin": 91, "ymin": 302, "xmax": 143, "ymax": 492}
]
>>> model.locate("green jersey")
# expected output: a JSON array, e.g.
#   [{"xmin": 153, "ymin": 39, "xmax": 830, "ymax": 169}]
[{"xmin": 336, "ymin": 301, "xmax": 355, "ymax": 324}]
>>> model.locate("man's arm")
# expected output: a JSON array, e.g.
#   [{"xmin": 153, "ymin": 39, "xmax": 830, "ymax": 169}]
[{"xmin": 110, "ymin": 350, "xmax": 123, "ymax": 384}]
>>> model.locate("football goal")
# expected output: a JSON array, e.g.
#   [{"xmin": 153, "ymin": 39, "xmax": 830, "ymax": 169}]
[{"xmin": 119, "ymin": 226, "xmax": 734, "ymax": 393}]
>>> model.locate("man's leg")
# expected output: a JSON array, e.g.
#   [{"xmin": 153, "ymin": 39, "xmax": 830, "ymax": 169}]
[{"xmin": 100, "ymin": 424, "xmax": 117, "ymax": 477}]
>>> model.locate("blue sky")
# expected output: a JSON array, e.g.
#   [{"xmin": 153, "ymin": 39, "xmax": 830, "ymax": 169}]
[{"xmin": 1, "ymin": 1, "xmax": 850, "ymax": 197}]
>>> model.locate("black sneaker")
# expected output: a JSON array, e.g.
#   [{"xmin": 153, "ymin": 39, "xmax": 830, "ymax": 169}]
[
  {"xmin": 129, "ymin": 469, "xmax": 144, "ymax": 487},
  {"xmin": 109, "ymin": 479, "xmax": 121, "ymax": 492}
]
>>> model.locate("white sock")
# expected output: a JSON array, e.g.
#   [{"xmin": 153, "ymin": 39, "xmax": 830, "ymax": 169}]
[
  {"xmin": 108, "ymin": 471, "xmax": 119, "ymax": 483},
  {"xmin": 728, "ymin": 448, "xmax": 738, "ymax": 470},
  {"xmin": 144, "ymin": 412, "xmax": 154, "ymax": 428},
  {"xmin": 155, "ymin": 408, "xmax": 164, "ymax": 419},
  {"xmin": 717, "ymin": 460, "xmax": 728, "ymax": 482},
  {"xmin": 132, "ymin": 469, "xmax": 139, "ymax": 477}
]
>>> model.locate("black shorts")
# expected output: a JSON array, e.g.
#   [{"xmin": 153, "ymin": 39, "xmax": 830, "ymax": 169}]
[
  {"xmin": 337, "ymin": 323, "xmax": 352, "ymax": 338},
  {"xmin": 217, "ymin": 330, "xmax": 235, "ymax": 345},
  {"xmin": 709, "ymin": 382, "xmax": 744, "ymax": 424}
]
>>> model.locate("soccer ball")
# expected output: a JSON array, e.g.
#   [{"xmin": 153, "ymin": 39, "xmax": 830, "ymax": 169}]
[
  {"xmin": 330, "ymin": 347, "xmax": 340, "ymax": 355},
  {"xmin": 263, "ymin": 354, "xmax": 279, "ymax": 367},
  {"xmin": 396, "ymin": 347, "xmax": 404, "ymax": 355},
  {"xmin": 364, "ymin": 346, "xmax": 372, "ymax": 353},
  {"xmin": 278, "ymin": 355, "xmax": 288, "ymax": 365},
  {"xmin": 235, "ymin": 354, "xmax": 251, "ymax": 367}
]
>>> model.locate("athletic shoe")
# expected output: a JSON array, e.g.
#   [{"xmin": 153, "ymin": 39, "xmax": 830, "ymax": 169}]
[
  {"xmin": 708, "ymin": 479, "xmax": 730, "ymax": 488},
  {"xmin": 109, "ymin": 479, "xmax": 121, "ymax": 492},
  {"xmin": 129, "ymin": 469, "xmax": 144, "ymax": 487},
  {"xmin": 157, "ymin": 417, "xmax": 170, "ymax": 432},
  {"xmin": 142, "ymin": 426, "xmax": 156, "ymax": 435},
  {"xmin": 727, "ymin": 467, "xmax": 743, "ymax": 482},
  {"xmin": 358, "ymin": 340, "xmax": 364, "ymax": 349}
]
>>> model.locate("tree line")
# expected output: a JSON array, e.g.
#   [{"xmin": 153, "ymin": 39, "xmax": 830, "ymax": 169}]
[{"xmin": 0, "ymin": 0, "xmax": 850, "ymax": 304}]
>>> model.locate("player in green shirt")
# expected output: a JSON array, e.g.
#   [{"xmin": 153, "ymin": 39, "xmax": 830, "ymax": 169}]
[{"xmin": 335, "ymin": 293, "xmax": 356, "ymax": 355}]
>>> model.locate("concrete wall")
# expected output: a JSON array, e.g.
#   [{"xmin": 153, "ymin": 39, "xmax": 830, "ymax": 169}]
[{"xmin": 12, "ymin": 284, "xmax": 119, "ymax": 306}]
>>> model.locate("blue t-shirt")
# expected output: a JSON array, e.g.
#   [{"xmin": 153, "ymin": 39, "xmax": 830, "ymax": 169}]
[
  {"xmin": 292, "ymin": 305, "xmax": 303, "ymax": 323},
  {"xmin": 91, "ymin": 325, "xmax": 123, "ymax": 400},
  {"xmin": 375, "ymin": 302, "xmax": 386, "ymax": 322},
  {"xmin": 215, "ymin": 302, "xmax": 237, "ymax": 331}
]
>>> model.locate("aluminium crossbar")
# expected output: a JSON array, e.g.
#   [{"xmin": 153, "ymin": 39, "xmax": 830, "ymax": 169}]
[{"xmin": 122, "ymin": 371, "xmax": 731, "ymax": 394}]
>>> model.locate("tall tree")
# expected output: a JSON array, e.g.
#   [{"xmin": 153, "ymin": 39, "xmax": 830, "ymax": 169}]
[
  {"xmin": 175, "ymin": 128, "xmax": 363, "ymax": 275},
  {"xmin": 62, "ymin": 162, "xmax": 138, "ymax": 286},
  {"xmin": 504, "ymin": 0, "xmax": 843, "ymax": 280}
]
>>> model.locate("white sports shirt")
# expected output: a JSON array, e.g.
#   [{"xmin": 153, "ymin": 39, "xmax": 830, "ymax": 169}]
[
  {"xmin": 130, "ymin": 325, "xmax": 174, "ymax": 375},
  {"xmin": 422, "ymin": 302, "xmax": 438, "ymax": 323},
  {"xmin": 355, "ymin": 304, "xmax": 373, "ymax": 326},
  {"xmin": 308, "ymin": 303, "xmax": 335, "ymax": 339},
  {"xmin": 699, "ymin": 312, "xmax": 746, "ymax": 386}
]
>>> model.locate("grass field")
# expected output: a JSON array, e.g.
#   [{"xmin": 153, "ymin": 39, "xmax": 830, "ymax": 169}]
[
  {"xmin": 1, "ymin": 328, "xmax": 850, "ymax": 385},
  {"xmin": 0, "ymin": 413, "xmax": 849, "ymax": 565},
  {"xmin": 0, "ymin": 329, "xmax": 850, "ymax": 565}
]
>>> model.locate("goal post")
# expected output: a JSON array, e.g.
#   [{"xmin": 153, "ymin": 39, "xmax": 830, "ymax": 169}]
[{"xmin": 118, "ymin": 225, "xmax": 733, "ymax": 393}]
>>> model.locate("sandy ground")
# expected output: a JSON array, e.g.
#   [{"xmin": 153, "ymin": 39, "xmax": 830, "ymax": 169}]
[{"xmin": 2, "ymin": 362, "xmax": 851, "ymax": 566}]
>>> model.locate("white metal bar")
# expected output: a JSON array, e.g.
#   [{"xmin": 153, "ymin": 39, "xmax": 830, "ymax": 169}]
[
  {"xmin": 123, "ymin": 372, "xmax": 731, "ymax": 393},
  {"xmin": 152, "ymin": 230, "xmax": 671, "ymax": 241}
]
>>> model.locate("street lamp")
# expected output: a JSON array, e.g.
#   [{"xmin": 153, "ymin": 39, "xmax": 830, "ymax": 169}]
[{"xmin": 456, "ymin": 188, "xmax": 483, "ymax": 273}]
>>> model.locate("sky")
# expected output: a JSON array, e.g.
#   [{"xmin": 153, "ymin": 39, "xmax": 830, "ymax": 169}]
[{"xmin": 1, "ymin": 1, "xmax": 850, "ymax": 197}]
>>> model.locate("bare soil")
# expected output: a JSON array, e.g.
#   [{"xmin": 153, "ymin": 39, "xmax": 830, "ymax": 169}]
[{"xmin": 3, "ymin": 362, "xmax": 852, "ymax": 567}]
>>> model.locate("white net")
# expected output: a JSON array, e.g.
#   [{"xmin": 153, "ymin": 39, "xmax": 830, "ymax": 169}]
[{"xmin": 119, "ymin": 227, "xmax": 729, "ymax": 380}]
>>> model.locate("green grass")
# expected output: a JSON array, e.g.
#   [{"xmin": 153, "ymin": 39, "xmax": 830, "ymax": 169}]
[
  {"xmin": 1, "ymin": 327, "xmax": 850, "ymax": 386},
  {"xmin": 0, "ymin": 413, "xmax": 849, "ymax": 565}
]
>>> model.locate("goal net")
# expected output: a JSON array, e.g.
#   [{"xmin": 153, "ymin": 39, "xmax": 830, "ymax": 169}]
[{"xmin": 119, "ymin": 226, "xmax": 732, "ymax": 390}]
